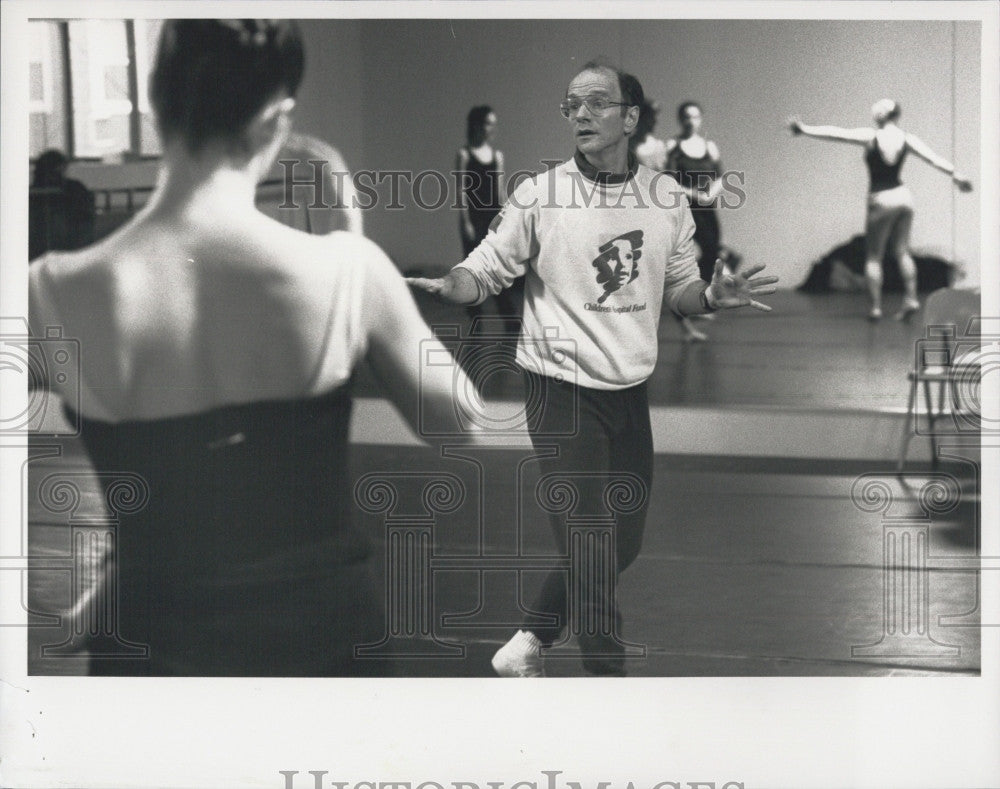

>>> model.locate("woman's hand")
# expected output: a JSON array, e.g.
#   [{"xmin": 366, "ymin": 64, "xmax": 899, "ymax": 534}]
[
  {"xmin": 952, "ymin": 173, "xmax": 973, "ymax": 193},
  {"xmin": 694, "ymin": 189, "xmax": 714, "ymax": 206}
]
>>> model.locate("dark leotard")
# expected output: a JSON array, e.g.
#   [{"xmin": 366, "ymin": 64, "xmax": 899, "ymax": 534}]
[
  {"xmin": 459, "ymin": 148, "xmax": 521, "ymax": 329},
  {"xmin": 865, "ymin": 136, "xmax": 907, "ymax": 193},
  {"xmin": 70, "ymin": 384, "xmax": 388, "ymax": 677},
  {"xmin": 460, "ymin": 148, "xmax": 503, "ymax": 255},
  {"xmin": 666, "ymin": 140, "xmax": 721, "ymax": 281}
]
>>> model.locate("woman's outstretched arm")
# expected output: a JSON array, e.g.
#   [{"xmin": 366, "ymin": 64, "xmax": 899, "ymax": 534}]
[
  {"xmin": 788, "ymin": 117, "xmax": 874, "ymax": 145},
  {"xmin": 905, "ymin": 133, "xmax": 973, "ymax": 191},
  {"xmin": 363, "ymin": 249, "xmax": 480, "ymax": 442}
]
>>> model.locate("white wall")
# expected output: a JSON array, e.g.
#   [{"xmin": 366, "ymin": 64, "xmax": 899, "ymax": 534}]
[
  {"xmin": 349, "ymin": 18, "xmax": 980, "ymax": 287},
  {"xmin": 62, "ymin": 19, "xmax": 982, "ymax": 288}
]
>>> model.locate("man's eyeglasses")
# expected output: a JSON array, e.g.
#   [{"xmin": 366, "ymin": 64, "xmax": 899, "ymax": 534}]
[{"xmin": 559, "ymin": 96, "xmax": 629, "ymax": 119}]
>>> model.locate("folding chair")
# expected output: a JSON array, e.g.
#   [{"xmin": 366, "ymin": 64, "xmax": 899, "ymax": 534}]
[{"xmin": 897, "ymin": 287, "xmax": 981, "ymax": 470}]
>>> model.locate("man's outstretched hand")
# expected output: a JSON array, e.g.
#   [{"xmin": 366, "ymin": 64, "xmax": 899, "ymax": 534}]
[
  {"xmin": 406, "ymin": 268, "xmax": 482, "ymax": 305},
  {"xmin": 706, "ymin": 259, "xmax": 779, "ymax": 312},
  {"xmin": 406, "ymin": 276, "xmax": 451, "ymax": 297}
]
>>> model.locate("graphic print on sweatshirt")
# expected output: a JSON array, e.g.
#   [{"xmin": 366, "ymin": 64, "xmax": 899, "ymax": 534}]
[{"xmin": 592, "ymin": 229, "xmax": 643, "ymax": 304}]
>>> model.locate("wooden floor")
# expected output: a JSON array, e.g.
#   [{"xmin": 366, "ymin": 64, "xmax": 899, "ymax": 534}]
[
  {"xmin": 359, "ymin": 289, "xmax": 939, "ymax": 411},
  {"xmin": 24, "ymin": 290, "xmax": 983, "ymax": 676}
]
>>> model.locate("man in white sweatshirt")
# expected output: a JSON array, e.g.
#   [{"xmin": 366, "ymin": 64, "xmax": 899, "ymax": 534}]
[{"xmin": 408, "ymin": 62, "xmax": 777, "ymax": 676}]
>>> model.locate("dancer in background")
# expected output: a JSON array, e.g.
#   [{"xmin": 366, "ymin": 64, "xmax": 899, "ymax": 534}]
[
  {"xmin": 666, "ymin": 102, "xmax": 727, "ymax": 282},
  {"xmin": 457, "ymin": 106, "xmax": 504, "ymax": 258},
  {"xmin": 631, "ymin": 100, "xmax": 707, "ymax": 342},
  {"xmin": 790, "ymin": 100, "xmax": 972, "ymax": 321},
  {"xmin": 456, "ymin": 106, "xmax": 522, "ymax": 331}
]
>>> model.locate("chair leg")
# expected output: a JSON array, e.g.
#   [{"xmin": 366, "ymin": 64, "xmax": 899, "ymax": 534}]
[
  {"xmin": 898, "ymin": 378, "xmax": 919, "ymax": 472},
  {"xmin": 924, "ymin": 379, "xmax": 938, "ymax": 469},
  {"xmin": 937, "ymin": 378, "xmax": 948, "ymax": 426}
]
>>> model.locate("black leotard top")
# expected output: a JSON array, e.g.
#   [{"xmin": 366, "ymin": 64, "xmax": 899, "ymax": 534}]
[
  {"xmin": 461, "ymin": 147, "xmax": 502, "ymax": 225},
  {"xmin": 865, "ymin": 136, "xmax": 907, "ymax": 193},
  {"xmin": 666, "ymin": 140, "xmax": 720, "ymax": 209},
  {"xmin": 63, "ymin": 383, "xmax": 384, "ymax": 675}
]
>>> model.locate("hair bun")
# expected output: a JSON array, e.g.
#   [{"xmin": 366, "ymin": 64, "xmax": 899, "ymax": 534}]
[
  {"xmin": 217, "ymin": 19, "xmax": 272, "ymax": 48},
  {"xmin": 150, "ymin": 19, "xmax": 304, "ymax": 152},
  {"xmin": 250, "ymin": 20, "xmax": 276, "ymax": 47}
]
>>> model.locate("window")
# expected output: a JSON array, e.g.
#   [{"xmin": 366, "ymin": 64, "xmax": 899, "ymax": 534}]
[
  {"xmin": 28, "ymin": 21, "xmax": 68, "ymax": 156},
  {"xmin": 134, "ymin": 19, "xmax": 163, "ymax": 157},
  {"xmin": 29, "ymin": 19, "xmax": 163, "ymax": 160}
]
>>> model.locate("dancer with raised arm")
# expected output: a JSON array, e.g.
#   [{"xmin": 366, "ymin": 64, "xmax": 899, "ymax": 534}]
[{"xmin": 790, "ymin": 100, "xmax": 972, "ymax": 321}]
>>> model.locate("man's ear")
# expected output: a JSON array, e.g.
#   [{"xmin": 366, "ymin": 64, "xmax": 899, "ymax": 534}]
[
  {"xmin": 246, "ymin": 95, "xmax": 296, "ymax": 154},
  {"xmin": 624, "ymin": 105, "xmax": 640, "ymax": 134}
]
